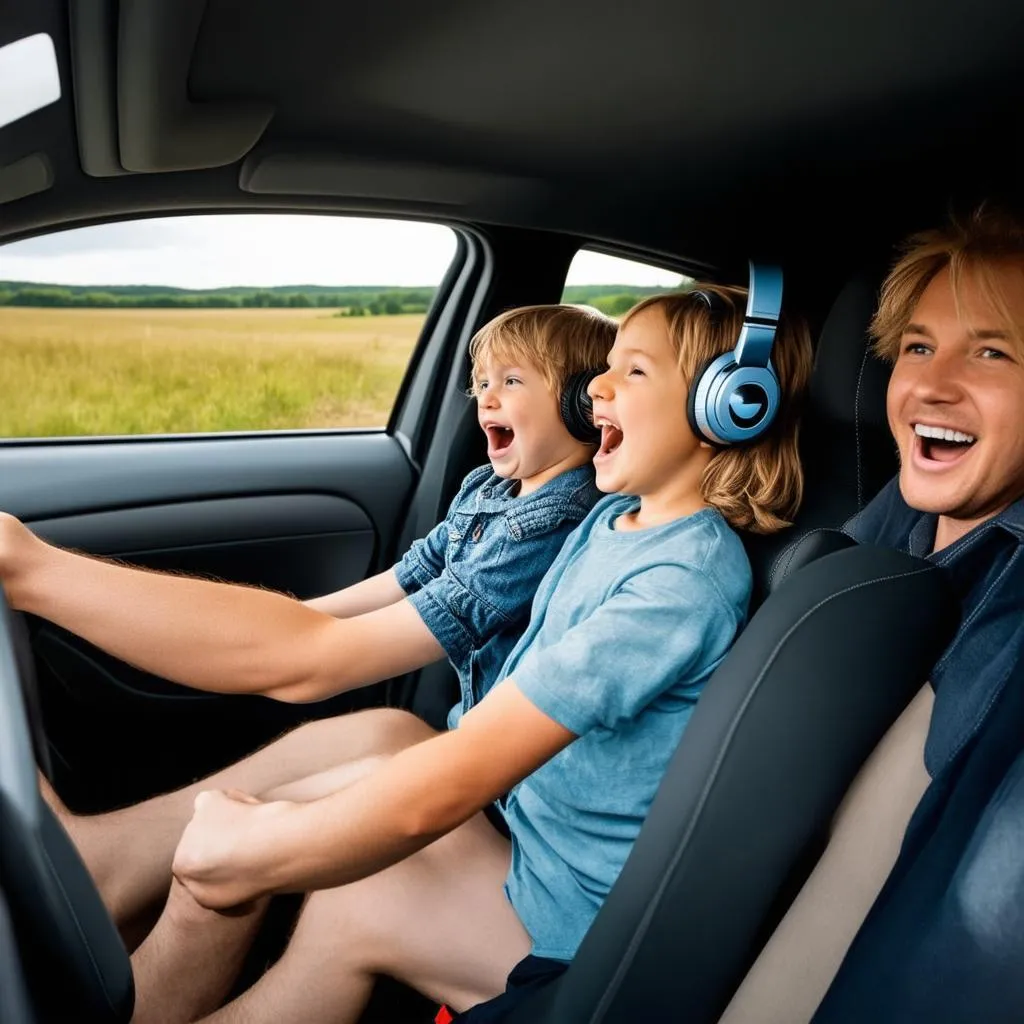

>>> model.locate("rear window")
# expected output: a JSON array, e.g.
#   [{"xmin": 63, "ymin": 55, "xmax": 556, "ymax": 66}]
[{"xmin": 562, "ymin": 249, "xmax": 691, "ymax": 315}]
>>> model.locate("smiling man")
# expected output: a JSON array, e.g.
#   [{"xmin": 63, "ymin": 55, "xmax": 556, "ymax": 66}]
[
  {"xmin": 875, "ymin": 241, "xmax": 1024, "ymax": 550},
  {"xmin": 844, "ymin": 209, "xmax": 1024, "ymax": 783},
  {"xmin": 718, "ymin": 206, "xmax": 1024, "ymax": 1024},
  {"xmin": 803, "ymin": 207, "xmax": 1024, "ymax": 1023}
]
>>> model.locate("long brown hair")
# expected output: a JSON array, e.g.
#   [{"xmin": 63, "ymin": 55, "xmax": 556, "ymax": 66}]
[{"xmin": 622, "ymin": 287, "xmax": 813, "ymax": 534}]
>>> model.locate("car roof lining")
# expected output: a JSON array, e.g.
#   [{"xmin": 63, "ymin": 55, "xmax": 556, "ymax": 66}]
[{"xmin": 1, "ymin": 0, "xmax": 1023, "ymax": 269}]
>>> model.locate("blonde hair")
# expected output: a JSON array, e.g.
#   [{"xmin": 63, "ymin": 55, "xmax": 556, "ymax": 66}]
[
  {"xmin": 622, "ymin": 287, "xmax": 813, "ymax": 534},
  {"xmin": 872, "ymin": 205, "xmax": 1024, "ymax": 361},
  {"xmin": 469, "ymin": 304, "xmax": 618, "ymax": 398}
]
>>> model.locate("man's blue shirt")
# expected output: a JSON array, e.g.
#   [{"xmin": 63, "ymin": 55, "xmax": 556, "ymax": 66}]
[
  {"xmin": 480, "ymin": 495, "xmax": 751, "ymax": 960},
  {"xmin": 811, "ymin": 483, "xmax": 1024, "ymax": 1023},
  {"xmin": 846, "ymin": 480, "xmax": 1024, "ymax": 778},
  {"xmin": 394, "ymin": 464, "xmax": 601, "ymax": 716}
]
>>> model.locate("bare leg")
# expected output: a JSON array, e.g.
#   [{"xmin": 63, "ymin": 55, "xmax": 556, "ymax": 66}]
[
  {"xmin": 193, "ymin": 810, "xmax": 528, "ymax": 1023},
  {"xmin": 43, "ymin": 709, "xmax": 436, "ymax": 928},
  {"xmin": 130, "ymin": 879, "xmax": 270, "ymax": 1024},
  {"xmin": 129, "ymin": 746, "xmax": 452, "ymax": 1023}
]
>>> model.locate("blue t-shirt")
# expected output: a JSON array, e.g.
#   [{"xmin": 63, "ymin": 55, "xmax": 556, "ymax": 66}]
[
  {"xmin": 487, "ymin": 494, "xmax": 751, "ymax": 959},
  {"xmin": 394, "ymin": 464, "xmax": 600, "ymax": 715}
]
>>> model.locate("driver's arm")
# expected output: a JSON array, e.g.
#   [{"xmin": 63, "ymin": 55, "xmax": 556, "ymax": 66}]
[
  {"xmin": 0, "ymin": 512, "xmax": 444, "ymax": 701},
  {"xmin": 172, "ymin": 679, "xmax": 575, "ymax": 908}
]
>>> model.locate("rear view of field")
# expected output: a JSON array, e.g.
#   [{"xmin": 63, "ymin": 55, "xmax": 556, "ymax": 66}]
[{"xmin": 1, "ymin": 307, "xmax": 425, "ymax": 436}]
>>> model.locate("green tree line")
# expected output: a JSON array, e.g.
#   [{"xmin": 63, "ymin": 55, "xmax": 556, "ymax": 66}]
[{"xmin": 0, "ymin": 281, "xmax": 685, "ymax": 315}]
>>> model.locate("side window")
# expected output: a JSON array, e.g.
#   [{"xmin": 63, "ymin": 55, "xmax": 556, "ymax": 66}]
[
  {"xmin": 562, "ymin": 249, "xmax": 691, "ymax": 315},
  {"xmin": 0, "ymin": 214, "xmax": 456, "ymax": 438}
]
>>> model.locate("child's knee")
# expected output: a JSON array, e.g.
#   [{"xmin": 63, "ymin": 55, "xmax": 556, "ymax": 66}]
[
  {"xmin": 290, "ymin": 706, "xmax": 428, "ymax": 752},
  {"xmin": 367, "ymin": 707, "xmax": 437, "ymax": 747},
  {"xmin": 329, "ymin": 706, "xmax": 437, "ymax": 752}
]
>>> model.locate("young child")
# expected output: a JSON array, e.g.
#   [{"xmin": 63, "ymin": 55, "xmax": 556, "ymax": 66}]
[
  {"xmin": 309, "ymin": 302, "xmax": 618, "ymax": 724},
  {"xmin": 0, "ymin": 302, "xmax": 616, "ymax": 932},
  {"xmin": 112, "ymin": 281, "xmax": 814, "ymax": 1024}
]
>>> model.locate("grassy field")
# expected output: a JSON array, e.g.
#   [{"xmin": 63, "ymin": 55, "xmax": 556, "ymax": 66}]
[{"xmin": 0, "ymin": 307, "xmax": 426, "ymax": 436}]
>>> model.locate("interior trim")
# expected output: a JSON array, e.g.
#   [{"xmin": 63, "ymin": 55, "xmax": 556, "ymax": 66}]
[
  {"xmin": 0, "ymin": 153, "xmax": 53, "ymax": 205},
  {"xmin": 24, "ymin": 494, "xmax": 373, "ymax": 554},
  {"xmin": 68, "ymin": 0, "xmax": 126, "ymax": 177},
  {"xmin": 118, "ymin": 0, "xmax": 273, "ymax": 172},
  {"xmin": 239, "ymin": 152, "xmax": 550, "ymax": 209}
]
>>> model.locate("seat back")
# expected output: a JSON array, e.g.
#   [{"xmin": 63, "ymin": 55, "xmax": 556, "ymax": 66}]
[{"xmin": 507, "ymin": 544, "xmax": 957, "ymax": 1023}]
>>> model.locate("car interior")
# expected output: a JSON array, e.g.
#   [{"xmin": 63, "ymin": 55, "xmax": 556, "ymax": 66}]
[{"xmin": 1, "ymin": 1, "xmax": 1023, "ymax": 1022}]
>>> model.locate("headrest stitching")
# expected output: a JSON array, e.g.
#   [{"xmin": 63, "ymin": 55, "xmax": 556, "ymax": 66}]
[{"xmin": 853, "ymin": 342, "xmax": 871, "ymax": 510}]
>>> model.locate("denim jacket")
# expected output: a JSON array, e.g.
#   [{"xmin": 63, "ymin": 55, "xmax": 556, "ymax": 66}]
[
  {"xmin": 394, "ymin": 464, "xmax": 601, "ymax": 723},
  {"xmin": 847, "ymin": 478, "xmax": 1024, "ymax": 778}
]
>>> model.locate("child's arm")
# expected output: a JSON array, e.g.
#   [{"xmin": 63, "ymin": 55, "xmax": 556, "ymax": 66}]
[
  {"xmin": 170, "ymin": 565, "xmax": 741, "ymax": 908},
  {"xmin": 171, "ymin": 679, "xmax": 576, "ymax": 908},
  {"xmin": 303, "ymin": 569, "xmax": 407, "ymax": 618},
  {"xmin": 303, "ymin": 469, "xmax": 471, "ymax": 620},
  {"xmin": 0, "ymin": 512, "xmax": 445, "ymax": 700}
]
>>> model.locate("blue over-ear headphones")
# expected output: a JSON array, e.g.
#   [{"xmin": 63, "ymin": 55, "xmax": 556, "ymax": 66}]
[{"xmin": 686, "ymin": 261, "xmax": 783, "ymax": 447}]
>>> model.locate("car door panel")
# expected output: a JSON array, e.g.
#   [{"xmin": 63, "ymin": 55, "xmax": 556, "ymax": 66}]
[
  {"xmin": 28, "ymin": 493, "xmax": 376, "ymax": 596},
  {"xmin": 0, "ymin": 432, "xmax": 417, "ymax": 809}
]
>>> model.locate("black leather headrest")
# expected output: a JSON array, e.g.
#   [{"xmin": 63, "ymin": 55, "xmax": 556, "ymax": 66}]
[
  {"xmin": 810, "ymin": 272, "xmax": 891, "ymax": 438},
  {"xmin": 804, "ymin": 270, "xmax": 897, "ymax": 515}
]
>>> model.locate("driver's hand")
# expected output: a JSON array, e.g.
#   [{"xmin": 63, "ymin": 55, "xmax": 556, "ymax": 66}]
[
  {"xmin": 0, "ymin": 512, "xmax": 42, "ymax": 598},
  {"xmin": 172, "ymin": 788, "xmax": 291, "ymax": 911}
]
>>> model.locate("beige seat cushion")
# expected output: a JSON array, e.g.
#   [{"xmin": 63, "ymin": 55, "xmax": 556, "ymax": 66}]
[{"xmin": 718, "ymin": 683, "xmax": 935, "ymax": 1024}]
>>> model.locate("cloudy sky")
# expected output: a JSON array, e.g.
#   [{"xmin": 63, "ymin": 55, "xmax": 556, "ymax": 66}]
[{"xmin": 0, "ymin": 215, "xmax": 684, "ymax": 290}]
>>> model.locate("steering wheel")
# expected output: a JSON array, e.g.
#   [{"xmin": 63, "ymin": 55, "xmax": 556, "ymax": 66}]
[{"xmin": 0, "ymin": 588, "xmax": 134, "ymax": 1022}]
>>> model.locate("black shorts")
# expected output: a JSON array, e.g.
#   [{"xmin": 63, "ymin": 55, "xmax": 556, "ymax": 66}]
[{"xmin": 438, "ymin": 954, "xmax": 569, "ymax": 1022}]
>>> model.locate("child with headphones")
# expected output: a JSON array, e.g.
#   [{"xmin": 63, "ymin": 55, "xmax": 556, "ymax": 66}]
[
  {"xmin": 2, "ymin": 301, "xmax": 616, "ymax": 922},
  {"xmin": 1, "ymin": 274, "xmax": 813, "ymax": 1023}
]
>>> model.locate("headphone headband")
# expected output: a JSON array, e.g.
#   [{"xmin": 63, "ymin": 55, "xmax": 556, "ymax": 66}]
[{"xmin": 687, "ymin": 261, "xmax": 783, "ymax": 447}]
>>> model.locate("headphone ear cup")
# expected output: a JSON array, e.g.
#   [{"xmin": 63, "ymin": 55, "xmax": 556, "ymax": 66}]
[
  {"xmin": 687, "ymin": 355, "xmax": 727, "ymax": 447},
  {"xmin": 559, "ymin": 370, "xmax": 602, "ymax": 445}
]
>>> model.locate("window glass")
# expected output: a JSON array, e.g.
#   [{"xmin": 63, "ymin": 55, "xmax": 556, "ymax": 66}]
[
  {"xmin": 0, "ymin": 33, "xmax": 61, "ymax": 129},
  {"xmin": 562, "ymin": 249, "xmax": 691, "ymax": 316},
  {"xmin": 0, "ymin": 215, "xmax": 456, "ymax": 437}
]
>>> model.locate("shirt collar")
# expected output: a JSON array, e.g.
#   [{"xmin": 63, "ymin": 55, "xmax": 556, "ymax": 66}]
[
  {"xmin": 998, "ymin": 495, "xmax": 1024, "ymax": 540},
  {"xmin": 925, "ymin": 494, "xmax": 1024, "ymax": 565}
]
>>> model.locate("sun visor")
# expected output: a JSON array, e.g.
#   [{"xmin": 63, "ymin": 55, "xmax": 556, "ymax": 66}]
[
  {"xmin": 239, "ymin": 153, "xmax": 550, "ymax": 212},
  {"xmin": 70, "ymin": 0, "xmax": 274, "ymax": 176},
  {"xmin": 117, "ymin": 0, "xmax": 273, "ymax": 173}
]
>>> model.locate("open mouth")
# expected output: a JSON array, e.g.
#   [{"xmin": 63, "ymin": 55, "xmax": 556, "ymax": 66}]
[
  {"xmin": 914, "ymin": 423, "xmax": 977, "ymax": 466},
  {"xmin": 596, "ymin": 423, "xmax": 624, "ymax": 459},
  {"xmin": 485, "ymin": 424, "xmax": 515, "ymax": 456}
]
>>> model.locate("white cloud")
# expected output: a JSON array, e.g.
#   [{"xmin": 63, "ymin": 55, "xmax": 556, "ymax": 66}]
[
  {"xmin": 0, "ymin": 214, "xmax": 682, "ymax": 289},
  {"xmin": 0, "ymin": 215, "xmax": 457, "ymax": 288}
]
